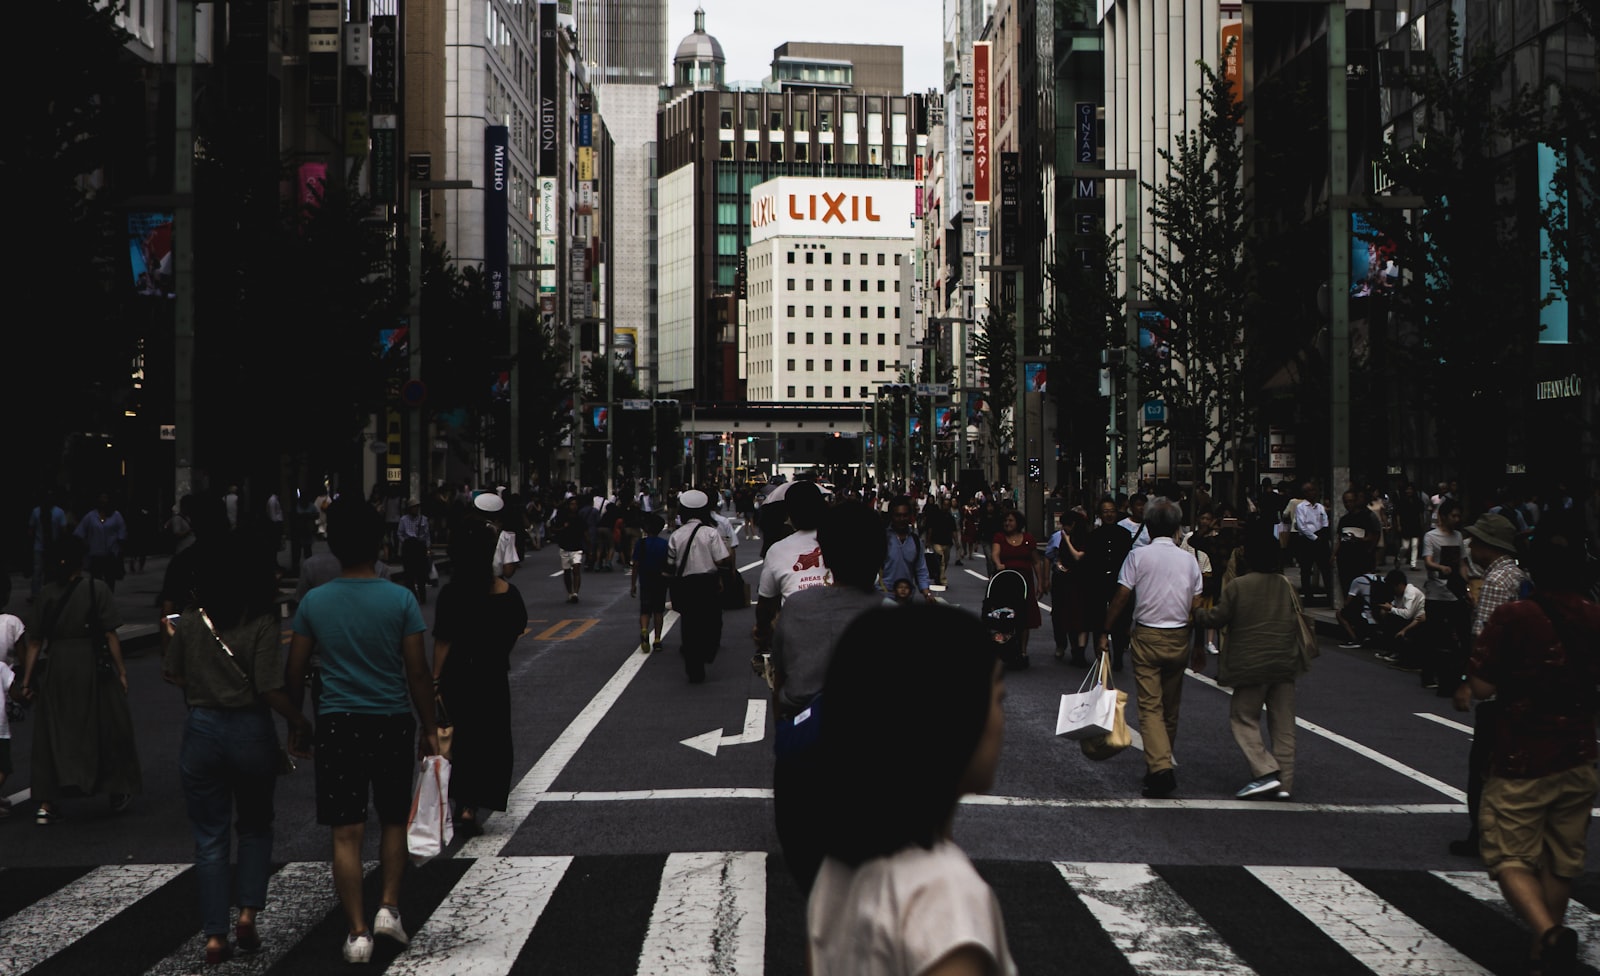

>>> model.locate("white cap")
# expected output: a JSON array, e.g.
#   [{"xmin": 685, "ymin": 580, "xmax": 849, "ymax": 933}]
[
  {"xmin": 473, "ymin": 491, "xmax": 504, "ymax": 514},
  {"xmin": 678, "ymin": 489, "xmax": 710, "ymax": 510}
]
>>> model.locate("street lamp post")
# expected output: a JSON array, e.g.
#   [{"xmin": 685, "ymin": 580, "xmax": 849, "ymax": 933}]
[
  {"xmin": 928, "ymin": 315, "xmax": 975, "ymax": 489},
  {"xmin": 407, "ymin": 180, "xmax": 475, "ymax": 505}
]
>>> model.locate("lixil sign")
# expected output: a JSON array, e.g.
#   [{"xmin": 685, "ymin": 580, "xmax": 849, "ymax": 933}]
[{"xmin": 749, "ymin": 177, "xmax": 916, "ymax": 244}]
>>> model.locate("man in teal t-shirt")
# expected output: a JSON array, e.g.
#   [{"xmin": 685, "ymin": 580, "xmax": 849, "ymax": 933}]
[{"xmin": 287, "ymin": 499, "xmax": 436, "ymax": 964}]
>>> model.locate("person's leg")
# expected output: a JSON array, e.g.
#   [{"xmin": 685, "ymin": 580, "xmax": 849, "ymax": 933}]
[
  {"xmin": 1265, "ymin": 682, "xmax": 1297, "ymax": 793},
  {"xmin": 379, "ymin": 823, "xmax": 407, "ymax": 910},
  {"xmin": 229, "ymin": 714, "xmax": 278, "ymax": 932},
  {"xmin": 331, "ymin": 824, "xmax": 369, "ymax": 934},
  {"xmin": 1458, "ymin": 700, "xmax": 1499, "ymax": 848},
  {"xmin": 1129, "ymin": 632, "xmax": 1172, "ymax": 775},
  {"xmin": 571, "ymin": 563, "xmax": 582, "ymax": 595},
  {"xmin": 1158, "ymin": 638, "xmax": 1186, "ymax": 751},
  {"xmin": 1228, "ymin": 685, "xmax": 1276, "ymax": 779},
  {"xmin": 179, "ymin": 711, "xmax": 232, "ymax": 945},
  {"xmin": 562, "ymin": 566, "xmax": 574, "ymax": 596}
]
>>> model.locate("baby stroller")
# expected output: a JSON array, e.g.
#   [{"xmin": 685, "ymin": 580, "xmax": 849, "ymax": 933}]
[{"xmin": 984, "ymin": 569, "xmax": 1031, "ymax": 672}]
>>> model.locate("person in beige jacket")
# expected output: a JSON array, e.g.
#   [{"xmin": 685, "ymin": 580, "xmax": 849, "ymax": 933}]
[{"xmin": 1194, "ymin": 532, "xmax": 1311, "ymax": 801}]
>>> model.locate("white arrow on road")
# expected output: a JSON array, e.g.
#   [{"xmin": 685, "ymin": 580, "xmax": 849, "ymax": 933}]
[{"xmin": 680, "ymin": 699, "xmax": 767, "ymax": 757}]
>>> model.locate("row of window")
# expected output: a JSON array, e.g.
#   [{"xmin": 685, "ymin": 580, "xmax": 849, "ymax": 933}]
[
  {"xmin": 782, "ymin": 385, "xmax": 883, "ymax": 399},
  {"xmin": 783, "ymin": 305, "xmax": 900, "ymax": 320},
  {"xmin": 783, "ymin": 331, "xmax": 898, "ymax": 346},
  {"xmin": 787, "ymin": 251, "xmax": 901, "ymax": 266},
  {"xmin": 784, "ymin": 359, "xmax": 895, "ymax": 373},
  {"xmin": 719, "ymin": 141, "xmax": 908, "ymax": 166},
  {"xmin": 787, "ymin": 278, "xmax": 898, "ymax": 293}
]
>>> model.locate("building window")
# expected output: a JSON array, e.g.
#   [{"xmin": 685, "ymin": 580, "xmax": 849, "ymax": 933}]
[
  {"xmin": 787, "ymin": 359, "xmax": 795, "ymax": 370},
  {"xmin": 824, "ymin": 252, "xmax": 833, "ymax": 265},
  {"xmin": 861, "ymin": 359, "xmax": 868, "ymax": 371},
  {"xmin": 861, "ymin": 306, "xmax": 868, "ymax": 318},
  {"xmin": 894, "ymin": 307, "xmax": 901, "ymax": 318},
  {"xmin": 824, "ymin": 332, "xmax": 833, "ymax": 344},
  {"xmin": 806, "ymin": 306, "xmax": 815, "ymax": 317},
  {"xmin": 844, "ymin": 280, "xmax": 852, "ymax": 292},
  {"xmin": 806, "ymin": 359, "xmax": 814, "ymax": 370},
  {"xmin": 860, "ymin": 332, "xmax": 868, "ymax": 344},
  {"xmin": 894, "ymin": 280, "xmax": 901, "ymax": 292},
  {"xmin": 877, "ymin": 360, "xmax": 886, "ymax": 371},
  {"xmin": 788, "ymin": 386, "xmax": 796, "ymax": 397},
  {"xmin": 843, "ymin": 333, "xmax": 851, "ymax": 345},
  {"xmin": 795, "ymin": 142, "xmax": 808, "ymax": 163},
  {"xmin": 720, "ymin": 141, "xmax": 733, "ymax": 160},
  {"xmin": 720, "ymin": 108, "xmax": 734, "ymax": 129},
  {"xmin": 859, "ymin": 386, "xmax": 868, "ymax": 398},
  {"xmin": 806, "ymin": 386, "xmax": 815, "ymax": 397},
  {"xmin": 787, "ymin": 331, "xmax": 796, "ymax": 343},
  {"xmin": 786, "ymin": 252, "xmax": 795, "ymax": 264},
  {"xmin": 878, "ymin": 333, "xmax": 886, "ymax": 344},
  {"xmin": 825, "ymin": 386, "xmax": 833, "ymax": 398},
  {"xmin": 805, "ymin": 252, "xmax": 814, "ymax": 264},
  {"xmin": 860, "ymin": 279, "xmax": 868, "ymax": 291},
  {"xmin": 806, "ymin": 332, "xmax": 814, "ymax": 343},
  {"xmin": 787, "ymin": 306, "xmax": 796, "ymax": 317},
  {"xmin": 878, "ymin": 253, "xmax": 886, "ymax": 266},
  {"xmin": 843, "ymin": 360, "xmax": 851, "ymax": 371},
  {"xmin": 745, "ymin": 141, "xmax": 760, "ymax": 161},
  {"xmin": 878, "ymin": 307, "xmax": 886, "ymax": 319},
  {"xmin": 771, "ymin": 110, "xmax": 783, "ymax": 129},
  {"xmin": 894, "ymin": 254, "xmax": 903, "ymax": 266},
  {"xmin": 860, "ymin": 253, "xmax": 868, "ymax": 264},
  {"xmin": 806, "ymin": 279, "xmax": 815, "ymax": 291},
  {"xmin": 772, "ymin": 142, "xmax": 785, "ymax": 162},
  {"xmin": 843, "ymin": 253, "xmax": 852, "ymax": 266},
  {"xmin": 824, "ymin": 359, "xmax": 832, "ymax": 370},
  {"xmin": 878, "ymin": 280, "xmax": 885, "ymax": 292},
  {"xmin": 787, "ymin": 278, "xmax": 795, "ymax": 290},
  {"xmin": 843, "ymin": 307, "xmax": 851, "ymax": 318},
  {"xmin": 824, "ymin": 306, "xmax": 833, "ymax": 318},
  {"xmin": 824, "ymin": 279, "xmax": 833, "ymax": 291}
]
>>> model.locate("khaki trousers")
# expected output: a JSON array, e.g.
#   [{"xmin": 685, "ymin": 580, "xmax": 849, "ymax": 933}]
[
  {"xmin": 1229, "ymin": 682, "xmax": 1296, "ymax": 791},
  {"xmin": 1130, "ymin": 625, "xmax": 1192, "ymax": 774}
]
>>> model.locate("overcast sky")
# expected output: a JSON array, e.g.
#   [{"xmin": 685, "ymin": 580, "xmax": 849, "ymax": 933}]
[{"xmin": 666, "ymin": 0, "xmax": 945, "ymax": 92}]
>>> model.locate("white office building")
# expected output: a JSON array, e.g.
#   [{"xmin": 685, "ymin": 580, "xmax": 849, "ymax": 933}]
[{"xmin": 744, "ymin": 177, "xmax": 918, "ymax": 403}]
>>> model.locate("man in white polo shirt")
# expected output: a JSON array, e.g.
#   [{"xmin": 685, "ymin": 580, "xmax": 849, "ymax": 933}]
[{"xmin": 1098, "ymin": 497, "xmax": 1204, "ymax": 799}]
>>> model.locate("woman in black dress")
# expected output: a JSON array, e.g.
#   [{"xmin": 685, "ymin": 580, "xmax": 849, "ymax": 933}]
[{"xmin": 431, "ymin": 520, "xmax": 527, "ymax": 835}]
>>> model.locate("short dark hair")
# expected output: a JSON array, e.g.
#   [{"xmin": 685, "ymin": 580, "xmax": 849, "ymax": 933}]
[
  {"xmin": 818, "ymin": 501, "xmax": 889, "ymax": 590},
  {"xmin": 44, "ymin": 536, "xmax": 88, "ymax": 586},
  {"xmin": 1241, "ymin": 533, "xmax": 1282, "ymax": 574},
  {"xmin": 813, "ymin": 604, "xmax": 997, "ymax": 867},
  {"xmin": 787, "ymin": 481, "xmax": 826, "ymax": 530},
  {"xmin": 888, "ymin": 494, "xmax": 914, "ymax": 514},
  {"xmin": 1386, "ymin": 568, "xmax": 1408, "ymax": 590},
  {"xmin": 326, "ymin": 497, "xmax": 385, "ymax": 568}
]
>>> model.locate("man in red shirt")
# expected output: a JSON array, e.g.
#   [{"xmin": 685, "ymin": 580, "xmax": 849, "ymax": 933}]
[{"xmin": 1467, "ymin": 527, "xmax": 1600, "ymax": 976}]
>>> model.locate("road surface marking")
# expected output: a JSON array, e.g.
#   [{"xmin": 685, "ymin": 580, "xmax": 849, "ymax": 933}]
[
  {"xmin": 1249, "ymin": 866, "xmax": 1489, "ymax": 975},
  {"xmin": 680, "ymin": 699, "xmax": 767, "ymax": 757},
  {"xmin": 1188, "ymin": 670, "xmax": 1467, "ymax": 803},
  {"xmin": 143, "ymin": 861, "xmax": 346, "ymax": 976},
  {"xmin": 458, "ymin": 612, "xmax": 679, "ymax": 858},
  {"xmin": 1056, "ymin": 862, "xmax": 1255, "ymax": 974},
  {"xmin": 0, "ymin": 863, "xmax": 188, "ymax": 976},
  {"xmin": 738, "ymin": 560, "xmax": 763, "ymax": 573},
  {"xmin": 387, "ymin": 856, "xmax": 572, "ymax": 976},
  {"xmin": 532, "ymin": 787, "xmax": 1464, "ymax": 815},
  {"xmin": 548, "ymin": 569, "xmax": 565, "ymax": 577},
  {"xmin": 1038, "ymin": 601, "xmax": 1052, "ymax": 613},
  {"xmin": 1415, "ymin": 712, "xmax": 1474, "ymax": 735},
  {"xmin": 636, "ymin": 851, "xmax": 765, "ymax": 975},
  {"xmin": 3, "ymin": 787, "xmax": 28, "ymax": 807},
  {"xmin": 1435, "ymin": 870, "xmax": 1600, "ymax": 972},
  {"xmin": 531, "ymin": 619, "xmax": 599, "ymax": 641},
  {"xmin": 965, "ymin": 569, "xmax": 990, "ymax": 582}
]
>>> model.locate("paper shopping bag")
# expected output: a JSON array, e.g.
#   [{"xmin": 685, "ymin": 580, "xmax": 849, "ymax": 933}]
[
  {"xmin": 1055, "ymin": 652, "xmax": 1120, "ymax": 740},
  {"xmin": 406, "ymin": 755, "xmax": 454, "ymax": 865},
  {"xmin": 1080, "ymin": 688, "xmax": 1131, "ymax": 761}
]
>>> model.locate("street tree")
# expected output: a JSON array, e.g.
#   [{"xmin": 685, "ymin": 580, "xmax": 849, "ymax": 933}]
[
  {"xmin": 1141, "ymin": 51, "xmax": 1250, "ymax": 482},
  {"xmin": 1541, "ymin": 0, "xmax": 1600, "ymax": 387},
  {"xmin": 515, "ymin": 307, "xmax": 578, "ymax": 489},
  {"xmin": 1045, "ymin": 231, "xmax": 1125, "ymax": 486}
]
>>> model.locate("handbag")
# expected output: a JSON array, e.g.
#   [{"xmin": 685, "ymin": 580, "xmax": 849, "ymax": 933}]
[
  {"xmin": 406, "ymin": 754, "xmax": 454, "ymax": 864},
  {"xmin": 197, "ymin": 608, "xmax": 296, "ymax": 775},
  {"xmin": 1076, "ymin": 653, "xmax": 1131, "ymax": 760},
  {"xmin": 1056, "ymin": 651, "xmax": 1121, "ymax": 740},
  {"xmin": 719, "ymin": 563, "xmax": 750, "ymax": 610},
  {"xmin": 669, "ymin": 524, "xmax": 706, "ymax": 603},
  {"xmin": 1283, "ymin": 578, "xmax": 1319, "ymax": 663}
]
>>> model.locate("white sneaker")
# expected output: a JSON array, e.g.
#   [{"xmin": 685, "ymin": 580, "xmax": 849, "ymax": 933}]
[
  {"xmin": 343, "ymin": 933, "xmax": 374, "ymax": 964},
  {"xmin": 1205, "ymin": 642, "xmax": 1219, "ymax": 655},
  {"xmin": 374, "ymin": 906, "xmax": 409, "ymax": 945}
]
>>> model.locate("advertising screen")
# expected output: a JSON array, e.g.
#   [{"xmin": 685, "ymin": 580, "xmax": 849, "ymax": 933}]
[{"xmin": 128, "ymin": 213, "xmax": 174, "ymax": 297}]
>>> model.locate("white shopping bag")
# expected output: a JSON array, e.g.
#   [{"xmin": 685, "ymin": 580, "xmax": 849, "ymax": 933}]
[
  {"xmin": 1055, "ymin": 653, "xmax": 1120, "ymax": 740},
  {"xmin": 406, "ymin": 755, "xmax": 454, "ymax": 864}
]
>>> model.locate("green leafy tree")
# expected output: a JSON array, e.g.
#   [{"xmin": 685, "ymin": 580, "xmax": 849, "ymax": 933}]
[
  {"xmin": 1141, "ymin": 52, "xmax": 1250, "ymax": 479},
  {"xmin": 970, "ymin": 302, "xmax": 1016, "ymax": 469},
  {"xmin": 1045, "ymin": 231, "xmax": 1125, "ymax": 481},
  {"xmin": 515, "ymin": 307, "xmax": 578, "ymax": 488},
  {"xmin": 1541, "ymin": 0, "xmax": 1600, "ymax": 388}
]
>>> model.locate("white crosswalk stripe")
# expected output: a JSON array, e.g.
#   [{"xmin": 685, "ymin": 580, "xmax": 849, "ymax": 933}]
[
  {"xmin": 2, "ymin": 854, "xmax": 1588, "ymax": 975},
  {"xmin": 1248, "ymin": 865, "xmax": 1490, "ymax": 975}
]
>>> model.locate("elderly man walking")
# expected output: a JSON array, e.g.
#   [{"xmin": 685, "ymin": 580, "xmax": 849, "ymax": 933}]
[{"xmin": 1098, "ymin": 497, "xmax": 1204, "ymax": 799}]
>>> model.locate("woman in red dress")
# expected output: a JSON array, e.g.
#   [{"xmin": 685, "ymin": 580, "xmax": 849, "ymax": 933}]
[
  {"xmin": 960, "ymin": 498, "xmax": 980, "ymax": 562},
  {"xmin": 990, "ymin": 509, "xmax": 1044, "ymax": 663}
]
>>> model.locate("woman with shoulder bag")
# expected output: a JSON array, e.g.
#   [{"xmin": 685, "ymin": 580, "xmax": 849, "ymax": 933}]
[
  {"xmin": 1193, "ymin": 531, "xmax": 1311, "ymax": 802},
  {"xmin": 162, "ymin": 529, "xmax": 311, "ymax": 965},
  {"xmin": 665, "ymin": 490, "xmax": 733, "ymax": 684},
  {"xmin": 16, "ymin": 536, "xmax": 142, "ymax": 825}
]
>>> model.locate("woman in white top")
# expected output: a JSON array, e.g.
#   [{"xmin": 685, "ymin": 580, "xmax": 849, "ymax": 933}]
[{"xmin": 803, "ymin": 604, "xmax": 1016, "ymax": 976}]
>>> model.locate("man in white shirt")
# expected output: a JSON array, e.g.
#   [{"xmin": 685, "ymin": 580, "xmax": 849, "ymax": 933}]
[
  {"xmin": 1098, "ymin": 497, "xmax": 1203, "ymax": 799},
  {"xmin": 1373, "ymin": 569, "xmax": 1427, "ymax": 664},
  {"xmin": 752, "ymin": 482, "xmax": 829, "ymax": 677},
  {"xmin": 1118, "ymin": 494, "xmax": 1151, "ymax": 548},
  {"xmin": 666, "ymin": 491, "xmax": 733, "ymax": 683},
  {"xmin": 1292, "ymin": 484, "xmax": 1334, "ymax": 605}
]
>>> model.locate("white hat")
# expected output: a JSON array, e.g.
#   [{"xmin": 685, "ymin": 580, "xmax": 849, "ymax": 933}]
[
  {"xmin": 679, "ymin": 489, "xmax": 710, "ymax": 510},
  {"xmin": 764, "ymin": 482, "xmax": 791, "ymax": 504},
  {"xmin": 473, "ymin": 491, "xmax": 504, "ymax": 514}
]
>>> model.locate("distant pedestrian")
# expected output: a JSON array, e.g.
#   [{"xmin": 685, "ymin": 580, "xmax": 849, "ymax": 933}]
[
  {"xmin": 1046, "ymin": 509, "xmax": 1091, "ymax": 665},
  {"xmin": 16, "ymin": 536, "xmax": 142, "ymax": 823},
  {"xmin": 548, "ymin": 496, "xmax": 587, "ymax": 603},
  {"xmin": 752, "ymin": 482, "xmax": 829, "ymax": 678},
  {"xmin": 164, "ymin": 496, "xmax": 196, "ymax": 555},
  {"xmin": 266, "ymin": 492, "xmax": 285, "ymax": 551},
  {"xmin": 1085, "ymin": 498, "xmax": 1135, "ymax": 671},
  {"xmin": 161, "ymin": 530, "xmax": 310, "ymax": 965},
  {"xmin": 803, "ymin": 604, "xmax": 1016, "ymax": 975},
  {"xmin": 630, "ymin": 514, "xmax": 670, "ymax": 653},
  {"xmin": 397, "ymin": 499, "xmax": 432, "ymax": 606},
  {"xmin": 665, "ymin": 490, "xmax": 732, "ymax": 684},
  {"xmin": 27, "ymin": 489, "xmax": 68, "ymax": 601},
  {"xmin": 431, "ymin": 519, "xmax": 525, "ymax": 837},
  {"xmin": 224, "ymin": 485, "xmax": 240, "ymax": 530},
  {"xmin": 74, "ymin": 493, "xmax": 126, "ymax": 593},
  {"xmin": 989, "ymin": 509, "xmax": 1042, "ymax": 665},
  {"xmin": 285, "ymin": 499, "xmax": 437, "ymax": 964}
]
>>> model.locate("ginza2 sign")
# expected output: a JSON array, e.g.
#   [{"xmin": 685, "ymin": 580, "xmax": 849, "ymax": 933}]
[
  {"xmin": 748, "ymin": 177, "xmax": 917, "ymax": 243},
  {"xmin": 973, "ymin": 41, "xmax": 991, "ymax": 205}
]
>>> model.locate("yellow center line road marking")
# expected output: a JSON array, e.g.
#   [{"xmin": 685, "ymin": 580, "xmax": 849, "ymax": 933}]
[{"xmin": 532, "ymin": 618, "xmax": 599, "ymax": 641}]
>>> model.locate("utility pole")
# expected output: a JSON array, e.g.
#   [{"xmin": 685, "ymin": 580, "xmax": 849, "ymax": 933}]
[
  {"xmin": 1328, "ymin": 0, "xmax": 1351, "ymax": 500},
  {"xmin": 173, "ymin": 0, "xmax": 195, "ymax": 502}
]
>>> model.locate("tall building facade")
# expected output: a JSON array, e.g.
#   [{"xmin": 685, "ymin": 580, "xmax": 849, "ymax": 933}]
[
  {"xmin": 656, "ymin": 11, "xmax": 926, "ymax": 401},
  {"xmin": 769, "ymin": 42, "xmax": 905, "ymax": 94}
]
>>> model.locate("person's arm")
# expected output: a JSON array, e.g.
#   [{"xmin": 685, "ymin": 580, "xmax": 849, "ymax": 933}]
[
  {"xmin": 915, "ymin": 540, "xmax": 933, "ymax": 598},
  {"xmin": 431, "ymin": 638, "xmax": 452, "ymax": 686},
  {"xmin": 403, "ymin": 631, "xmax": 439, "ymax": 757},
  {"xmin": 1097, "ymin": 585, "xmax": 1133, "ymax": 651},
  {"xmin": 753, "ymin": 595, "xmax": 781, "ymax": 648},
  {"xmin": 286, "ymin": 633, "xmax": 314, "ymax": 707},
  {"xmin": 921, "ymin": 947, "xmax": 999, "ymax": 976},
  {"xmin": 1422, "ymin": 535, "xmax": 1448, "ymax": 574},
  {"xmin": 1193, "ymin": 579, "xmax": 1235, "ymax": 628},
  {"xmin": 17, "ymin": 638, "xmax": 42, "ymax": 700}
]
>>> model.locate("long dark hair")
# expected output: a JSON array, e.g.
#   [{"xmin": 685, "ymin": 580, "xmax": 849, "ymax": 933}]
[
  {"xmin": 813, "ymin": 605, "xmax": 997, "ymax": 867},
  {"xmin": 192, "ymin": 529, "xmax": 278, "ymax": 628},
  {"xmin": 447, "ymin": 519, "xmax": 498, "ymax": 597}
]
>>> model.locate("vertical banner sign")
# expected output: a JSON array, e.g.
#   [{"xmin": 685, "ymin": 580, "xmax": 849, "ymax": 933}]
[
  {"xmin": 973, "ymin": 42, "xmax": 991, "ymax": 205},
  {"xmin": 486, "ymin": 126, "xmax": 510, "ymax": 322},
  {"xmin": 999, "ymin": 153, "xmax": 1021, "ymax": 263},
  {"xmin": 371, "ymin": 117, "xmax": 398, "ymax": 204},
  {"xmin": 1076, "ymin": 103, "xmax": 1096, "ymax": 164},
  {"xmin": 579, "ymin": 112, "xmax": 593, "ymax": 147},
  {"xmin": 539, "ymin": 2, "xmax": 559, "ymax": 176},
  {"xmin": 371, "ymin": 15, "xmax": 397, "ymax": 105},
  {"xmin": 1221, "ymin": 22, "xmax": 1244, "ymax": 113}
]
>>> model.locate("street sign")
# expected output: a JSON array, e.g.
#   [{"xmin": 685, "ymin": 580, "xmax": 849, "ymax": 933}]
[
  {"xmin": 1142, "ymin": 400, "xmax": 1166, "ymax": 425},
  {"xmin": 696, "ymin": 433, "xmax": 719, "ymax": 440},
  {"xmin": 400, "ymin": 379, "xmax": 427, "ymax": 406},
  {"xmin": 159, "ymin": 425, "xmax": 176, "ymax": 441},
  {"xmin": 915, "ymin": 383, "xmax": 951, "ymax": 396},
  {"xmin": 622, "ymin": 399, "xmax": 652, "ymax": 411}
]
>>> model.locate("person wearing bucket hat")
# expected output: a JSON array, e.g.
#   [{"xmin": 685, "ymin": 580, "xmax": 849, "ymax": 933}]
[
  {"xmin": 665, "ymin": 490, "xmax": 732, "ymax": 683},
  {"xmin": 1447, "ymin": 512, "xmax": 1532, "ymax": 858}
]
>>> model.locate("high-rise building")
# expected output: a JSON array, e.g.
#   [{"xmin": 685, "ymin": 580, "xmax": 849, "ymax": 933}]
[
  {"xmin": 768, "ymin": 42, "xmax": 905, "ymax": 94},
  {"xmin": 656, "ymin": 9, "xmax": 926, "ymax": 402},
  {"xmin": 577, "ymin": 0, "xmax": 670, "ymax": 86}
]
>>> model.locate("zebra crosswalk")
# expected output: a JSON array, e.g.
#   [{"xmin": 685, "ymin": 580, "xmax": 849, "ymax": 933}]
[{"xmin": 2, "ymin": 854, "xmax": 1597, "ymax": 976}]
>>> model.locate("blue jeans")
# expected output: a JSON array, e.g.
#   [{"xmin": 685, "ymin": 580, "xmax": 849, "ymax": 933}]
[{"xmin": 180, "ymin": 707, "xmax": 278, "ymax": 936}]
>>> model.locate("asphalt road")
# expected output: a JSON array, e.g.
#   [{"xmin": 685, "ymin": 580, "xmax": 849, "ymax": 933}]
[{"xmin": 3, "ymin": 527, "xmax": 1596, "ymax": 975}]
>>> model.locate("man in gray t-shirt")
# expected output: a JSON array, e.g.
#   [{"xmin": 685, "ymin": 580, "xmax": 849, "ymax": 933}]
[{"xmin": 1418, "ymin": 499, "xmax": 1467, "ymax": 687}]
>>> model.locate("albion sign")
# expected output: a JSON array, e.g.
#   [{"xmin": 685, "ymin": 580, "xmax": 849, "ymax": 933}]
[{"xmin": 749, "ymin": 177, "xmax": 915, "ymax": 242}]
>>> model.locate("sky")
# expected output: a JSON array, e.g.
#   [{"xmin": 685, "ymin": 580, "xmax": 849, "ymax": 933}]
[{"xmin": 665, "ymin": 0, "xmax": 945, "ymax": 92}]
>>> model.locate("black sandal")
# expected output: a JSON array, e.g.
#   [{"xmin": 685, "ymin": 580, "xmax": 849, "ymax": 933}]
[{"xmin": 1537, "ymin": 926, "xmax": 1578, "ymax": 976}]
